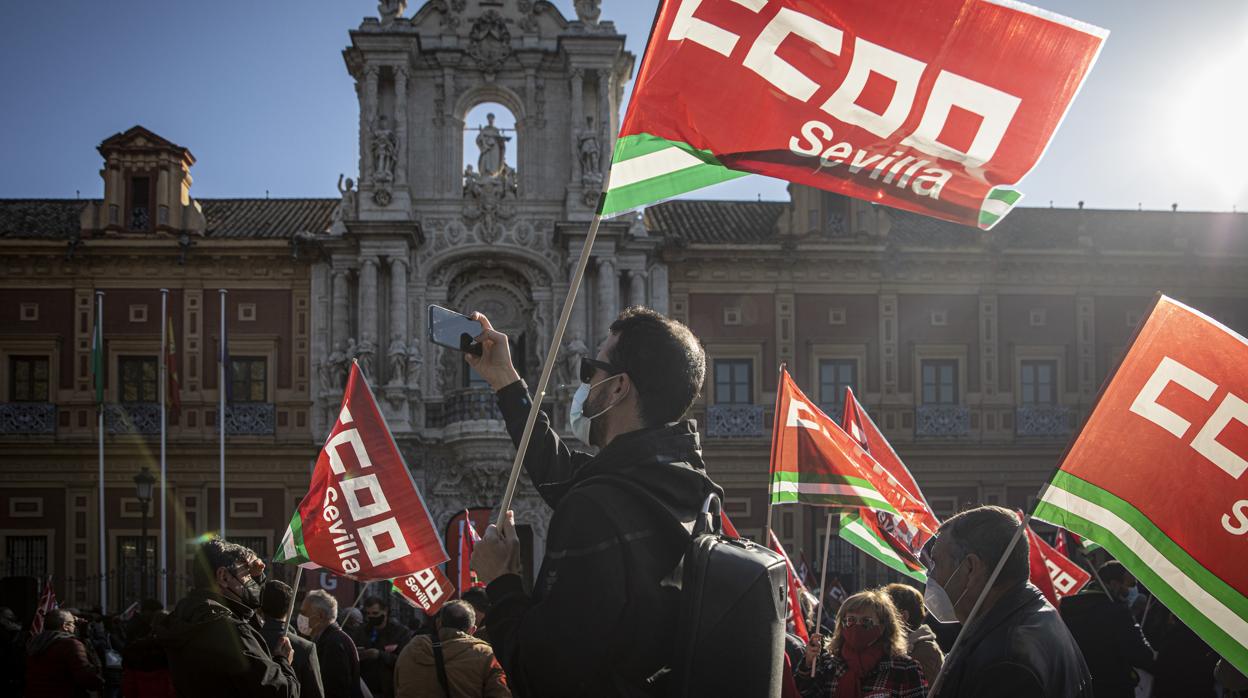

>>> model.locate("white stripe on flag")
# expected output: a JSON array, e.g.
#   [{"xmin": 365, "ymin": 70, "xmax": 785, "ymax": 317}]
[
  {"xmin": 771, "ymin": 481, "xmax": 885, "ymax": 502},
  {"xmin": 980, "ymin": 196, "xmax": 1015, "ymax": 220},
  {"xmin": 609, "ymin": 146, "xmax": 706, "ymax": 189},
  {"xmin": 842, "ymin": 517, "xmax": 898, "ymax": 559},
  {"xmin": 1041, "ymin": 486, "xmax": 1248, "ymax": 641}
]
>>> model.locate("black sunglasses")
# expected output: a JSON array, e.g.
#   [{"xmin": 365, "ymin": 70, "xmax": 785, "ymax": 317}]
[{"xmin": 579, "ymin": 358, "xmax": 626, "ymax": 385}]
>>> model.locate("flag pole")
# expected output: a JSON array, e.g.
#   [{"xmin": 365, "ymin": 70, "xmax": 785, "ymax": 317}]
[
  {"xmin": 810, "ymin": 511, "xmax": 835, "ymax": 677},
  {"xmin": 159, "ymin": 288, "xmax": 169, "ymax": 606},
  {"xmin": 497, "ymin": 179, "xmax": 611, "ymax": 519},
  {"xmin": 762, "ymin": 362, "xmax": 787, "ymax": 545},
  {"xmin": 96, "ymin": 291, "xmax": 107, "ymax": 613},
  {"xmin": 284, "ymin": 565, "xmax": 303, "ymax": 638},
  {"xmin": 219, "ymin": 289, "xmax": 227, "ymax": 538}
]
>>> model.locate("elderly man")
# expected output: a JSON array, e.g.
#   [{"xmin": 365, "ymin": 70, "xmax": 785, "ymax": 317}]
[
  {"xmin": 301, "ymin": 590, "xmax": 362, "ymax": 698},
  {"xmin": 924, "ymin": 505, "xmax": 1091, "ymax": 698},
  {"xmin": 156, "ymin": 538, "xmax": 299, "ymax": 697},
  {"xmin": 394, "ymin": 600, "xmax": 510, "ymax": 698},
  {"xmin": 24, "ymin": 608, "xmax": 104, "ymax": 696}
]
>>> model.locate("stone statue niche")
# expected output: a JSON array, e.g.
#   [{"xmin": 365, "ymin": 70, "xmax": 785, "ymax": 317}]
[{"xmin": 462, "ymin": 110, "xmax": 519, "ymax": 242}]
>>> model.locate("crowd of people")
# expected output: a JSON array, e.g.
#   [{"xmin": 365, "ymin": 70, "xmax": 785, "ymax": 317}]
[{"xmin": 1, "ymin": 306, "xmax": 1245, "ymax": 697}]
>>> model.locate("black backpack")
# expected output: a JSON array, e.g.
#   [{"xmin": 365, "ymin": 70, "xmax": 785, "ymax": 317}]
[{"xmin": 599, "ymin": 476, "xmax": 789, "ymax": 697}]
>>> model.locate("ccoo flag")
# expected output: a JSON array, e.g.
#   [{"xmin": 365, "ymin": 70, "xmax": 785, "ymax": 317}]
[
  {"xmin": 1033, "ymin": 296, "xmax": 1248, "ymax": 674},
  {"xmin": 1021, "ymin": 516, "xmax": 1090, "ymax": 607},
  {"xmin": 393, "ymin": 565, "xmax": 454, "ymax": 617},
  {"xmin": 277, "ymin": 362, "xmax": 446, "ymax": 581},
  {"xmin": 600, "ymin": 0, "xmax": 1107, "ymax": 229}
]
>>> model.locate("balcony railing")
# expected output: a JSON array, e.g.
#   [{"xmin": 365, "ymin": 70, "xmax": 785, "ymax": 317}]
[
  {"xmin": 1016, "ymin": 405, "xmax": 1072, "ymax": 437},
  {"xmin": 706, "ymin": 403, "xmax": 767, "ymax": 438},
  {"xmin": 0, "ymin": 402, "xmax": 57, "ymax": 434},
  {"xmin": 915, "ymin": 405, "xmax": 970, "ymax": 437},
  {"xmin": 427, "ymin": 388, "xmax": 503, "ymax": 428},
  {"xmin": 106, "ymin": 403, "xmax": 161, "ymax": 435},
  {"xmin": 226, "ymin": 403, "xmax": 276, "ymax": 435}
]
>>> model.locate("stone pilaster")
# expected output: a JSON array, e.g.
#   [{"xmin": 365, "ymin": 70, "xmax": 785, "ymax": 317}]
[
  {"xmin": 570, "ymin": 69, "xmax": 584, "ymax": 184},
  {"xmin": 567, "ymin": 253, "xmax": 589, "ymax": 344},
  {"xmin": 394, "ymin": 66, "xmax": 408, "ymax": 186},
  {"xmin": 596, "ymin": 257, "xmax": 617, "ymax": 337},
  {"xmin": 649, "ymin": 263, "xmax": 669, "ymax": 315},
  {"xmin": 775, "ymin": 291, "xmax": 795, "ymax": 369},
  {"xmin": 979, "ymin": 294, "xmax": 998, "ymax": 395},
  {"xmin": 359, "ymin": 257, "xmax": 379, "ymax": 344},
  {"xmin": 628, "ymin": 269, "xmax": 647, "ymax": 308},
  {"xmin": 1076, "ymin": 295, "xmax": 1096, "ymax": 400},
  {"xmin": 363, "ymin": 65, "xmax": 380, "ymax": 183},
  {"xmin": 331, "ymin": 269, "xmax": 350, "ymax": 352},
  {"xmin": 880, "ymin": 294, "xmax": 899, "ymax": 395},
  {"xmin": 389, "ymin": 256, "xmax": 408, "ymax": 382}
]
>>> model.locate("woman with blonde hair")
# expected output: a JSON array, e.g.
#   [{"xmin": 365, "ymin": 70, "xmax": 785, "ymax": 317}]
[{"xmin": 795, "ymin": 589, "xmax": 928, "ymax": 698}]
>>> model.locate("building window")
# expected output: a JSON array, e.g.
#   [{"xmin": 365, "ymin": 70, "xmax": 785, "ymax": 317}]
[
  {"xmin": 819, "ymin": 359, "xmax": 856, "ymax": 415},
  {"xmin": 129, "ymin": 176, "xmax": 151, "ymax": 231},
  {"xmin": 1020, "ymin": 360, "xmax": 1057, "ymax": 405},
  {"xmin": 6, "ymin": 535, "xmax": 49, "ymax": 578},
  {"xmin": 921, "ymin": 360, "xmax": 958, "ymax": 405},
  {"xmin": 231, "ymin": 357, "xmax": 268, "ymax": 403},
  {"xmin": 10, "ymin": 356, "xmax": 50, "ymax": 402},
  {"xmin": 723, "ymin": 307, "xmax": 741, "ymax": 326},
  {"xmin": 129, "ymin": 304, "xmax": 148, "ymax": 323},
  {"xmin": 238, "ymin": 303, "xmax": 257, "ymax": 322},
  {"xmin": 119, "ymin": 356, "xmax": 158, "ymax": 402},
  {"xmin": 714, "ymin": 359, "xmax": 753, "ymax": 404},
  {"xmin": 19, "ymin": 303, "xmax": 38, "ymax": 321}
]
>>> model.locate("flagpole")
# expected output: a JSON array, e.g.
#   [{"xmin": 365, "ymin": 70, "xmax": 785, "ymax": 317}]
[
  {"xmin": 96, "ymin": 291, "xmax": 107, "ymax": 614},
  {"xmin": 497, "ymin": 180, "xmax": 611, "ymax": 519},
  {"xmin": 762, "ymin": 362, "xmax": 787, "ymax": 546},
  {"xmin": 159, "ymin": 288, "xmax": 168, "ymax": 606},
  {"xmin": 284, "ymin": 566, "xmax": 303, "ymax": 637},
  {"xmin": 810, "ymin": 511, "xmax": 835, "ymax": 677},
  {"xmin": 219, "ymin": 288, "xmax": 227, "ymax": 538}
]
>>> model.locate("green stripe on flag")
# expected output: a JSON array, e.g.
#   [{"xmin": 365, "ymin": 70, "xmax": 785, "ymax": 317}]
[
  {"xmin": 978, "ymin": 187, "xmax": 1023, "ymax": 230},
  {"xmin": 1035, "ymin": 472, "xmax": 1248, "ymax": 674},
  {"xmin": 769, "ymin": 471, "xmax": 897, "ymax": 512},
  {"xmin": 276, "ymin": 511, "xmax": 309, "ymax": 564},
  {"xmin": 839, "ymin": 513, "xmax": 927, "ymax": 582},
  {"xmin": 600, "ymin": 134, "xmax": 748, "ymax": 217}
]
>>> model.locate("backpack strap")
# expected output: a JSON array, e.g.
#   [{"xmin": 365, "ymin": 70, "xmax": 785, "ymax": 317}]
[{"xmin": 431, "ymin": 632, "xmax": 453, "ymax": 698}]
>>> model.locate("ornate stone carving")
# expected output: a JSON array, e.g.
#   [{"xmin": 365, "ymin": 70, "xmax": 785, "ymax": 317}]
[
  {"xmin": 467, "ymin": 11, "xmax": 512, "ymax": 76},
  {"xmin": 331, "ymin": 174, "xmax": 357, "ymax": 233},
  {"xmin": 405, "ymin": 340, "xmax": 424, "ymax": 398},
  {"xmin": 378, "ymin": 0, "xmax": 407, "ymax": 25},
  {"xmin": 475, "ymin": 113, "xmax": 509, "ymax": 178},
  {"xmin": 559, "ymin": 332, "xmax": 588, "ymax": 389},
  {"xmin": 370, "ymin": 115, "xmax": 398, "ymax": 184},
  {"xmin": 577, "ymin": 116, "xmax": 602, "ymax": 186},
  {"xmin": 574, "ymin": 0, "xmax": 602, "ymax": 26},
  {"xmin": 355, "ymin": 338, "xmax": 376, "ymax": 379},
  {"xmin": 387, "ymin": 337, "xmax": 408, "ymax": 386}
]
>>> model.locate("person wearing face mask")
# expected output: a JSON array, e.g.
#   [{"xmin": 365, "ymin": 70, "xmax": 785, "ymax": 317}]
[
  {"xmin": 348, "ymin": 597, "xmax": 412, "ymax": 698},
  {"xmin": 300, "ymin": 590, "xmax": 365, "ymax": 698},
  {"xmin": 259, "ymin": 580, "xmax": 325, "ymax": 698},
  {"xmin": 465, "ymin": 306, "xmax": 722, "ymax": 696},
  {"xmin": 1059, "ymin": 561, "xmax": 1156, "ymax": 698},
  {"xmin": 922, "ymin": 505, "xmax": 1091, "ymax": 698},
  {"xmin": 793, "ymin": 590, "xmax": 927, "ymax": 698},
  {"xmin": 154, "ymin": 538, "xmax": 300, "ymax": 697}
]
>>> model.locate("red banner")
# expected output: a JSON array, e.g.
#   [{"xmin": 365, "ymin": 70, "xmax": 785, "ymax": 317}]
[
  {"xmin": 393, "ymin": 566, "xmax": 453, "ymax": 616},
  {"xmin": 277, "ymin": 363, "xmax": 446, "ymax": 580},
  {"xmin": 1020, "ymin": 514, "xmax": 1090, "ymax": 606},
  {"xmin": 625, "ymin": 0, "xmax": 1106, "ymax": 228}
]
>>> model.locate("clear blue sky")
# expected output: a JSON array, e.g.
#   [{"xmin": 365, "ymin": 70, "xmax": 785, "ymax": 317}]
[{"xmin": 2, "ymin": 1, "xmax": 1246, "ymax": 212}]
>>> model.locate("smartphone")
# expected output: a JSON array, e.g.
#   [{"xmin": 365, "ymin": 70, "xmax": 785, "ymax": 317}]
[{"xmin": 428, "ymin": 304, "xmax": 484, "ymax": 356}]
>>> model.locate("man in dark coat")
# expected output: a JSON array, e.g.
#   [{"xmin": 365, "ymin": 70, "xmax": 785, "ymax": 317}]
[
  {"xmin": 469, "ymin": 307, "xmax": 722, "ymax": 696},
  {"xmin": 1060, "ymin": 561, "xmax": 1156, "ymax": 698},
  {"xmin": 303, "ymin": 589, "xmax": 363, "ymax": 698},
  {"xmin": 260, "ymin": 580, "xmax": 325, "ymax": 698},
  {"xmin": 24, "ymin": 608, "xmax": 104, "ymax": 697},
  {"xmin": 349, "ymin": 596, "xmax": 412, "ymax": 698},
  {"xmin": 926, "ymin": 505, "xmax": 1092, "ymax": 698},
  {"xmin": 154, "ymin": 538, "xmax": 299, "ymax": 698}
]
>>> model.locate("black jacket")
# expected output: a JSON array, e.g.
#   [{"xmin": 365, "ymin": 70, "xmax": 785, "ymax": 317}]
[
  {"xmin": 154, "ymin": 588, "xmax": 300, "ymax": 698},
  {"xmin": 261, "ymin": 618, "xmax": 326, "ymax": 698},
  {"xmin": 934, "ymin": 583, "xmax": 1092, "ymax": 698},
  {"xmin": 315, "ymin": 622, "xmax": 363, "ymax": 698},
  {"xmin": 1060, "ymin": 588, "xmax": 1155, "ymax": 698},
  {"xmin": 485, "ymin": 380, "xmax": 722, "ymax": 697},
  {"xmin": 348, "ymin": 619, "xmax": 412, "ymax": 698}
]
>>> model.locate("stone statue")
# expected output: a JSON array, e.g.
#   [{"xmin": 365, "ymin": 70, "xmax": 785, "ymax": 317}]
[
  {"xmin": 574, "ymin": 0, "xmax": 602, "ymax": 25},
  {"xmin": 463, "ymin": 165, "xmax": 483, "ymax": 199},
  {"xmin": 561, "ymin": 332, "xmax": 589, "ymax": 388},
  {"xmin": 370, "ymin": 115, "xmax": 398, "ymax": 183},
  {"xmin": 333, "ymin": 341, "xmax": 353, "ymax": 389},
  {"xmin": 387, "ymin": 337, "xmax": 408, "ymax": 386},
  {"xmin": 378, "ymin": 0, "xmax": 407, "ymax": 24},
  {"xmin": 355, "ymin": 338, "xmax": 376, "ymax": 378},
  {"xmin": 475, "ymin": 113, "xmax": 510, "ymax": 178},
  {"xmin": 578, "ymin": 129, "xmax": 601, "ymax": 179},
  {"xmin": 405, "ymin": 340, "xmax": 424, "ymax": 395},
  {"xmin": 335, "ymin": 174, "xmax": 357, "ymax": 221}
]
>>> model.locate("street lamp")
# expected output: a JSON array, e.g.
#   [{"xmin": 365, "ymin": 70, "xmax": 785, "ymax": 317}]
[{"xmin": 133, "ymin": 466, "xmax": 155, "ymax": 602}]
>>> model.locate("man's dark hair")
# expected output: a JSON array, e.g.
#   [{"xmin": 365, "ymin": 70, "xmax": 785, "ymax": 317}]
[
  {"xmin": 260, "ymin": 580, "xmax": 294, "ymax": 620},
  {"xmin": 461, "ymin": 587, "xmax": 490, "ymax": 614},
  {"xmin": 191, "ymin": 538, "xmax": 254, "ymax": 590},
  {"xmin": 883, "ymin": 583, "xmax": 924, "ymax": 628},
  {"xmin": 362, "ymin": 596, "xmax": 386, "ymax": 611},
  {"xmin": 1098, "ymin": 561, "xmax": 1131, "ymax": 586},
  {"xmin": 938, "ymin": 505, "xmax": 1029, "ymax": 587},
  {"xmin": 437, "ymin": 600, "xmax": 476, "ymax": 632},
  {"xmin": 607, "ymin": 306, "xmax": 706, "ymax": 426}
]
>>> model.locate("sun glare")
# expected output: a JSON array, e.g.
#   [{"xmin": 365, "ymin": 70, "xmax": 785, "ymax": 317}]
[{"xmin": 1167, "ymin": 36, "xmax": 1248, "ymax": 206}]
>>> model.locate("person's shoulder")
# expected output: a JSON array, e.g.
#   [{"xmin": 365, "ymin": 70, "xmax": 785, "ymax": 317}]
[
  {"xmin": 397, "ymin": 633, "xmax": 432, "ymax": 659},
  {"xmin": 884, "ymin": 654, "xmax": 924, "ymax": 673},
  {"xmin": 289, "ymin": 632, "xmax": 315, "ymax": 652}
]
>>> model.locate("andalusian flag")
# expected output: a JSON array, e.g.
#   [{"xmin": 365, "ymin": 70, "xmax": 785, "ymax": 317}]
[
  {"xmin": 1033, "ymin": 296, "xmax": 1248, "ymax": 674},
  {"xmin": 599, "ymin": 0, "xmax": 1106, "ymax": 229},
  {"xmin": 838, "ymin": 511, "xmax": 927, "ymax": 582}
]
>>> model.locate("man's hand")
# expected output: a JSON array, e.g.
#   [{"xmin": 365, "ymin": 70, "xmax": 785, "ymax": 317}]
[
  {"xmin": 276, "ymin": 636, "xmax": 294, "ymax": 664},
  {"xmin": 804, "ymin": 633, "xmax": 823, "ymax": 667},
  {"xmin": 471, "ymin": 510, "xmax": 522, "ymax": 585},
  {"xmin": 464, "ymin": 312, "xmax": 521, "ymax": 392}
]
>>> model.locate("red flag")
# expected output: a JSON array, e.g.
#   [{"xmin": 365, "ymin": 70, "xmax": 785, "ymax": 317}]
[
  {"xmin": 30, "ymin": 578, "xmax": 57, "ymax": 635},
  {"xmin": 458, "ymin": 511, "xmax": 482, "ymax": 596},
  {"xmin": 768, "ymin": 531, "xmax": 810, "ymax": 643},
  {"xmin": 721, "ymin": 511, "xmax": 741, "ymax": 539},
  {"xmin": 1054, "ymin": 528, "xmax": 1069, "ymax": 558},
  {"xmin": 165, "ymin": 318, "xmax": 181, "ymax": 419},
  {"xmin": 276, "ymin": 362, "xmax": 447, "ymax": 580},
  {"xmin": 608, "ymin": 0, "xmax": 1107, "ymax": 229},
  {"xmin": 393, "ymin": 566, "xmax": 453, "ymax": 616},
  {"xmin": 1019, "ymin": 512, "xmax": 1090, "ymax": 606}
]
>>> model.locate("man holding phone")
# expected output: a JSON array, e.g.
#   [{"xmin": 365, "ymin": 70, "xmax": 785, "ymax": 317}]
[{"xmin": 463, "ymin": 306, "xmax": 722, "ymax": 696}]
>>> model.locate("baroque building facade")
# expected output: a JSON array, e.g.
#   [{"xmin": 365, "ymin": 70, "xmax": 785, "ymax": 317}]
[{"xmin": 2, "ymin": 0, "xmax": 1248, "ymax": 608}]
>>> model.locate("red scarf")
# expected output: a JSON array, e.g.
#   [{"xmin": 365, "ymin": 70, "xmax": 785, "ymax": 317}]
[{"xmin": 835, "ymin": 632, "xmax": 887, "ymax": 698}]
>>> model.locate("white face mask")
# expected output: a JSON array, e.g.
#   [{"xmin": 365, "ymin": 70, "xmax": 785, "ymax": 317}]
[
  {"xmin": 568, "ymin": 374, "xmax": 624, "ymax": 445},
  {"xmin": 296, "ymin": 614, "xmax": 312, "ymax": 636},
  {"xmin": 924, "ymin": 557, "xmax": 969, "ymax": 624}
]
